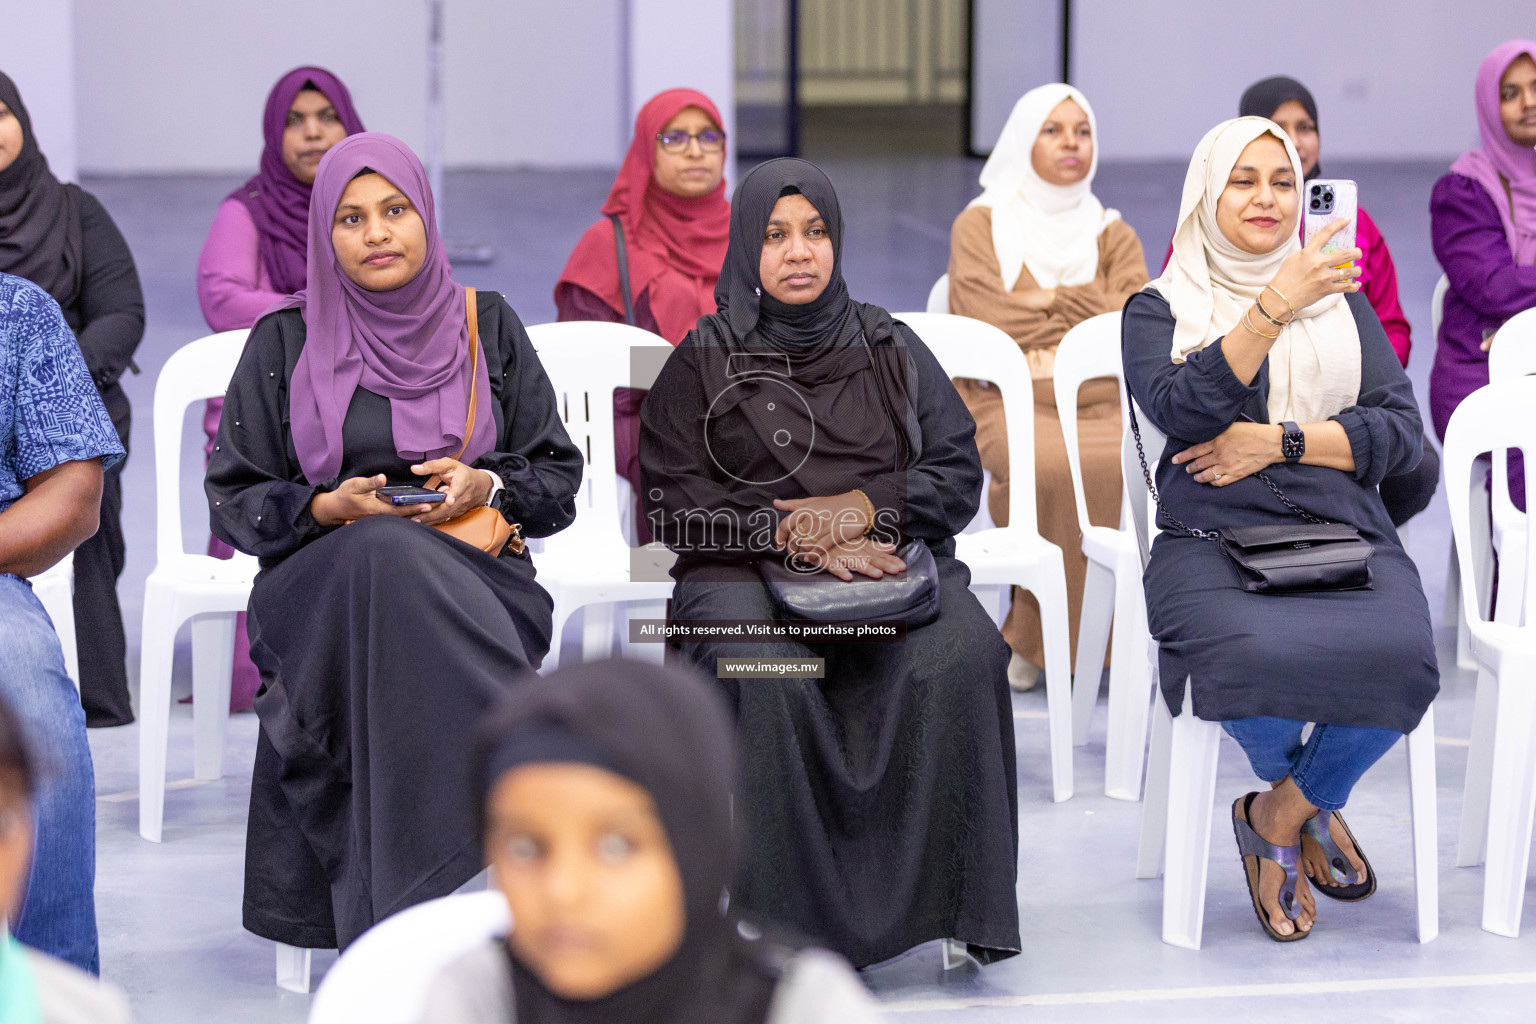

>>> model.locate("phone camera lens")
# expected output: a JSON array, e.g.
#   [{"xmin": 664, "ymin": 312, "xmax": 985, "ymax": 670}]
[{"xmin": 1310, "ymin": 198, "xmax": 1322, "ymax": 210}]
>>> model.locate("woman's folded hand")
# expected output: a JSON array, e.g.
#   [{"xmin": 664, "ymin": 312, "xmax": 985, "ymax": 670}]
[
  {"xmin": 774, "ymin": 491, "xmax": 871, "ymax": 554},
  {"xmin": 1173, "ymin": 422, "xmax": 1283, "ymax": 487},
  {"xmin": 810, "ymin": 537, "xmax": 905, "ymax": 582}
]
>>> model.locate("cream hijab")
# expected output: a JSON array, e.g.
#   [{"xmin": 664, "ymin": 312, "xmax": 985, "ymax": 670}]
[
  {"xmin": 1150, "ymin": 116, "xmax": 1359, "ymax": 425},
  {"xmin": 968, "ymin": 84, "xmax": 1120, "ymax": 291}
]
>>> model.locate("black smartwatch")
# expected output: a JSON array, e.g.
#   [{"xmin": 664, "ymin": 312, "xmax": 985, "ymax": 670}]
[{"xmin": 1281, "ymin": 421, "xmax": 1305, "ymax": 464}]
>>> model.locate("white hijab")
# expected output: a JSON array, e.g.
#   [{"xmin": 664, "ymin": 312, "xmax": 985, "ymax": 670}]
[
  {"xmin": 968, "ymin": 84, "xmax": 1120, "ymax": 291},
  {"xmin": 1150, "ymin": 116, "xmax": 1359, "ymax": 425}
]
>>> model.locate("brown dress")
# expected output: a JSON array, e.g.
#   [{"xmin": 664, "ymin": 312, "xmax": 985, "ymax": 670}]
[{"xmin": 947, "ymin": 206, "xmax": 1149, "ymax": 670}]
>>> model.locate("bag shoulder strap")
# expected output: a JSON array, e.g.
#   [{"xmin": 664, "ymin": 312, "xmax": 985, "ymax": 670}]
[
  {"xmin": 607, "ymin": 213, "xmax": 637, "ymax": 327},
  {"xmin": 428, "ymin": 288, "xmax": 480, "ymax": 490}
]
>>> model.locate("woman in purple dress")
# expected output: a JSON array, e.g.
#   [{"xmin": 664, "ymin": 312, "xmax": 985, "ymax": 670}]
[{"xmin": 1430, "ymin": 40, "xmax": 1536, "ymax": 508}]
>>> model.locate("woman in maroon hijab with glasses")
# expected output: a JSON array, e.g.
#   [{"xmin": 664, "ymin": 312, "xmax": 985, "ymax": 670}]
[
  {"xmin": 196, "ymin": 66, "xmax": 366, "ymax": 711},
  {"xmin": 556, "ymin": 89, "xmax": 730, "ymax": 540},
  {"xmin": 206, "ymin": 133, "xmax": 582, "ymax": 950}
]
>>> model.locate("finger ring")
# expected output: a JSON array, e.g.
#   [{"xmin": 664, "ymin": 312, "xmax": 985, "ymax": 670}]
[
  {"xmin": 1338, "ymin": 267, "xmax": 1346, "ymax": 279},
  {"xmin": 1213, "ymin": 472, "xmax": 1223, "ymax": 480}
]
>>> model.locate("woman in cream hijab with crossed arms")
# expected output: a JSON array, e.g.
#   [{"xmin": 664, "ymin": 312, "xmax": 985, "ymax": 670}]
[{"xmin": 1121, "ymin": 117, "xmax": 1438, "ymax": 943}]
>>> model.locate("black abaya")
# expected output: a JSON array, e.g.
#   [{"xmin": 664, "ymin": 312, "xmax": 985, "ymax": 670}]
[{"xmin": 206, "ymin": 293, "xmax": 582, "ymax": 948}]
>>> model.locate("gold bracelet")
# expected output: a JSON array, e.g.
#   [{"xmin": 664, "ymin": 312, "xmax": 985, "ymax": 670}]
[
  {"xmin": 1242, "ymin": 307, "xmax": 1281, "ymax": 339},
  {"xmin": 1253, "ymin": 294, "xmax": 1288, "ymax": 328},
  {"xmin": 1264, "ymin": 284, "xmax": 1295, "ymax": 319},
  {"xmin": 852, "ymin": 488, "xmax": 876, "ymax": 536}
]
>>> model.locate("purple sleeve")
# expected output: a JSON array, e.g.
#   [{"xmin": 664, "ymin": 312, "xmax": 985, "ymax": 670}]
[
  {"xmin": 196, "ymin": 199, "xmax": 287, "ymax": 333},
  {"xmin": 1431, "ymin": 174, "xmax": 1536, "ymax": 320},
  {"xmin": 1355, "ymin": 208, "xmax": 1411, "ymax": 368}
]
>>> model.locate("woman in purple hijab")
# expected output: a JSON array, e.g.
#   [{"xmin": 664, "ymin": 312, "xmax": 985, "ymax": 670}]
[
  {"xmin": 196, "ymin": 66, "xmax": 365, "ymax": 711},
  {"xmin": 1430, "ymin": 40, "xmax": 1536, "ymax": 508},
  {"xmin": 205, "ymin": 133, "xmax": 583, "ymax": 951}
]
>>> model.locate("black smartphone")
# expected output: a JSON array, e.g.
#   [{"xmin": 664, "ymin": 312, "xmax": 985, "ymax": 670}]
[{"xmin": 376, "ymin": 485, "xmax": 446, "ymax": 506}]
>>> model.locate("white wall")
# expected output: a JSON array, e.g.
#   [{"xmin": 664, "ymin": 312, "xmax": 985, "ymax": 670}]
[
  {"xmin": 970, "ymin": 0, "xmax": 1059, "ymax": 153},
  {"xmin": 1071, "ymin": 0, "xmax": 1535, "ymax": 162},
  {"xmin": 73, "ymin": 0, "xmax": 626, "ymax": 174},
  {"xmin": 629, "ymin": 0, "xmax": 736, "ymax": 185},
  {"xmin": 1, "ymin": 0, "xmax": 78, "ymax": 181}
]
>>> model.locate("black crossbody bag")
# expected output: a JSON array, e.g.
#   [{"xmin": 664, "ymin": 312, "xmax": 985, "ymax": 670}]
[{"xmin": 1128, "ymin": 405, "xmax": 1373, "ymax": 594}]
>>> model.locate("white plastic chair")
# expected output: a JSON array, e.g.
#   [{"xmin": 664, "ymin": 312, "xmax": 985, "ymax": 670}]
[
  {"xmin": 308, "ymin": 890, "xmax": 510, "ymax": 1023},
  {"xmin": 29, "ymin": 557, "xmax": 79, "ymax": 688},
  {"xmin": 1484, "ymin": 307, "xmax": 1536, "ymax": 625},
  {"xmin": 1052, "ymin": 312, "xmax": 1153, "ymax": 800},
  {"xmin": 1126, "ymin": 401, "xmax": 1439, "ymax": 947},
  {"xmin": 524, "ymin": 322, "xmax": 678, "ymax": 671},
  {"xmin": 138, "ymin": 330, "xmax": 259, "ymax": 845},
  {"xmin": 896, "ymin": 311, "xmax": 1075, "ymax": 802},
  {"xmin": 1446, "ymin": 377, "xmax": 1536, "ymax": 936},
  {"xmin": 1434, "ymin": 273, "xmax": 1493, "ymax": 670},
  {"xmin": 926, "ymin": 273, "xmax": 950, "ymax": 314}
]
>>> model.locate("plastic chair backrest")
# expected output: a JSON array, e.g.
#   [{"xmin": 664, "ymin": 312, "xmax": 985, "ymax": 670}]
[
  {"xmin": 153, "ymin": 330, "xmax": 249, "ymax": 564},
  {"xmin": 525, "ymin": 321, "xmax": 673, "ymax": 549},
  {"xmin": 308, "ymin": 891, "xmax": 510, "ymax": 1024},
  {"xmin": 1121, "ymin": 398, "xmax": 1166, "ymax": 572},
  {"xmin": 926, "ymin": 273, "xmax": 950, "ymax": 314},
  {"xmin": 1052, "ymin": 312, "xmax": 1123, "ymax": 536},
  {"xmin": 1430, "ymin": 273, "xmax": 1449, "ymax": 342},
  {"xmin": 1486, "ymin": 307, "xmax": 1536, "ymax": 529},
  {"xmin": 895, "ymin": 311, "xmax": 1039, "ymax": 537},
  {"xmin": 1444, "ymin": 377, "xmax": 1536, "ymax": 635}
]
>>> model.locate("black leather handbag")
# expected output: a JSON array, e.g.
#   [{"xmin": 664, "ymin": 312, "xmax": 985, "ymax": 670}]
[
  {"xmin": 1129, "ymin": 406, "xmax": 1373, "ymax": 594},
  {"xmin": 760, "ymin": 537, "xmax": 941, "ymax": 627}
]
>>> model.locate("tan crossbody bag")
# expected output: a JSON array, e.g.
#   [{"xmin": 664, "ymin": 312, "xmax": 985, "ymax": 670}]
[{"xmin": 423, "ymin": 287, "xmax": 521, "ymax": 556}]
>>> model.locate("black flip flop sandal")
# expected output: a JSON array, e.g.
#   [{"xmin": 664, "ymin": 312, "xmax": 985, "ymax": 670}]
[
  {"xmin": 1232, "ymin": 793, "xmax": 1311, "ymax": 942},
  {"xmin": 1301, "ymin": 809, "xmax": 1376, "ymax": 902}
]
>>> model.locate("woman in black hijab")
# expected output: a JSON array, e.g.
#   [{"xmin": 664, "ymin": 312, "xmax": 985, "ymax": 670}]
[
  {"xmin": 421, "ymin": 660, "xmax": 884, "ymax": 1023},
  {"xmin": 638, "ymin": 158, "xmax": 1020, "ymax": 968},
  {"xmin": 0, "ymin": 71, "xmax": 144, "ymax": 726}
]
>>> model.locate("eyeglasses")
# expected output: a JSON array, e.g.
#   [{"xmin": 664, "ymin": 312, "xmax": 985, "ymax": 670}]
[{"xmin": 656, "ymin": 128, "xmax": 726, "ymax": 154}]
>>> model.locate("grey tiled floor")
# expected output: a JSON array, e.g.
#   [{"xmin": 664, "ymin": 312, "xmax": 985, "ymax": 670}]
[{"xmin": 76, "ymin": 152, "xmax": 1535, "ymax": 1022}]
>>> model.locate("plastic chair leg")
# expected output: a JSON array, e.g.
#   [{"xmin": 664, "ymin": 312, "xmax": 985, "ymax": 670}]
[
  {"xmin": 1071, "ymin": 559, "xmax": 1115, "ymax": 746},
  {"xmin": 1406, "ymin": 706, "xmax": 1440, "ymax": 943},
  {"xmin": 191, "ymin": 613, "xmax": 236, "ymax": 781},
  {"xmin": 1031, "ymin": 557, "xmax": 1075, "ymax": 802},
  {"xmin": 1160, "ymin": 703, "xmax": 1220, "ymax": 950},
  {"xmin": 137, "ymin": 581, "xmax": 180, "ymax": 843},
  {"xmin": 275, "ymin": 943, "xmax": 312, "ymax": 993},
  {"xmin": 940, "ymin": 938, "xmax": 967, "ymax": 970},
  {"xmin": 1447, "ymin": 543, "xmax": 1475, "ymax": 671},
  {"xmin": 1481, "ymin": 653, "xmax": 1536, "ymax": 937},
  {"xmin": 1136, "ymin": 668, "xmax": 1173, "ymax": 880},
  {"xmin": 1104, "ymin": 570, "xmax": 1153, "ymax": 801},
  {"xmin": 1458, "ymin": 666, "xmax": 1499, "ymax": 867}
]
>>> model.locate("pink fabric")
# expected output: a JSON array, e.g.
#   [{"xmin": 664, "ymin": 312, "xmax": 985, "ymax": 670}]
[{"xmin": 1451, "ymin": 40, "xmax": 1536, "ymax": 264}]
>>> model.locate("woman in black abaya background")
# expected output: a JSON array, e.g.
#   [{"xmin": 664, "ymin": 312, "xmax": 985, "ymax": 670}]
[{"xmin": 640, "ymin": 158, "xmax": 1020, "ymax": 968}]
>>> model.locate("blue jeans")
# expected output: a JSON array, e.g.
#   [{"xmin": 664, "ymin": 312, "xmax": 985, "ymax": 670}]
[
  {"xmin": 1221, "ymin": 716, "xmax": 1402, "ymax": 812},
  {"xmin": 0, "ymin": 575, "xmax": 98, "ymax": 973}
]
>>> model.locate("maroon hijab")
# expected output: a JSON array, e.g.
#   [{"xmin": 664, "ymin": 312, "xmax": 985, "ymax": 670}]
[
  {"xmin": 229, "ymin": 66, "xmax": 365, "ymax": 294},
  {"xmin": 285, "ymin": 133, "xmax": 493, "ymax": 484},
  {"xmin": 556, "ymin": 89, "xmax": 730, "ymax": 342}
]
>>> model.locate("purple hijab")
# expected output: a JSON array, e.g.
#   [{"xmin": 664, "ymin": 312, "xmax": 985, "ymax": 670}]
[
  {"xmin": 229, "ymin": 66, "xmax": 366, "ymax": 294},
  {"xmin": 285, "ymin": 133, "xmax": 493, "ymax": 484},
  {"xmin": 1451, "ymin": 40, "xmax": 1536, "ymax": 265}
]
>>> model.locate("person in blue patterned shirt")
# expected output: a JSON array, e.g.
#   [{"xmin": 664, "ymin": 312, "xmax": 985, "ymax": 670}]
[{"xmin": 0, "ymin": 271, "xmax": 123, "ymax": 973}]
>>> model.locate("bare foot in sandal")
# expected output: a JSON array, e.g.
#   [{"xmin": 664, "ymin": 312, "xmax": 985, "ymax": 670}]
[
  {"xmin": 1242, "ymin": 786, "xmax": 1317, "ymax": 937},
  {"xmin": 1300, "ymin": 811, "xmax": 1368, "ymax": 890}
]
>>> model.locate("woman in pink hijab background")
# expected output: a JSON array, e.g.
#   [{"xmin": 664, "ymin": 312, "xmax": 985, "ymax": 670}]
[
  {"xmin": 194, "ymin": 66, "xmax": 365, "ymax": 709},
  {"xmin": 1429, "ymin": 39, "xmax": 1536, "ymax": 508}
]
